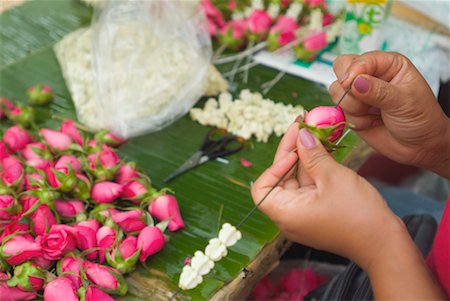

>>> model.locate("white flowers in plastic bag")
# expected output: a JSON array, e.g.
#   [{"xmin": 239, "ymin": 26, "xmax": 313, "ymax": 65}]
[{"xmin": 90, "ymin": 0, "xmax": 212, "ymax": 138}]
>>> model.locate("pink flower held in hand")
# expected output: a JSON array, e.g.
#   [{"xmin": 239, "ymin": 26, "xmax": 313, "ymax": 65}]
[
  {"xmin": 58, "ymin": 256, "xmax": 83, "ymax": 289},
  {"xmin": 43, "ymin": 276, "xmax": 79, "ymax": 301},
  {"xmin": 2, "ymin": 234, "xmax": 42, "ymax": 265},
  {"xmin": 111, "ymin": 209, "xmax": 147, "ymax": 233},
  {"xmin": 40, "ymin": 224, "xmax": 77, "ymax": 260},
  {"xmin": 74, "ymin": 219, "xmax": 99, "ymax": 260},
  {"xmin": 30, "ymin": 204, "xmax": 57, "ymax": 236},
  {"xmin": 247, "ymin": 9, "xmax": 272, "ymax": 35},
  {"xmin": 1, "ymin": 157, "xmax": 24, "ymax": 187},
  {"xmin": 54, "ymin": 155, "xmax": 81, "ymax": 173},
  {"xmin": 3, "ymin": 125, "xmax": 32, "ymax": 152},
  {"xmin": 40, "ymin": 128, "xmax": 72, "ymax": 151},
  {"xmin": 91, "ymin": 181, "xmax": 123, "ymax": 204},
  {"xmin": 96, "ymin": 226, "xmax": 117, "ymax": 264},
  {"xmin": 83, "ymin": 261, "xmax": 127, "ymax": 295},
  {"xmin": 116, "ymin": 163, "xmax": 139, "ymax": 185},
  {"xmin": 137, "ymin": 226, "xmax": 165, "ymax": 262},
  {"xmin": 121, "ymin": 180, "xmax": 148, "ymax": 203},
  {"xmin": 84, "ymin": 286, "xmax": 116, "ymax": 301},
  {"xmin": 55, "ymin": 200, "xmax": 85, "ymax": 219},
  {"xmin": 0, "ymin": 195, "xmax": 15, "ymax": 221},
  {"xmin": 148, "ymin": 195, "xmax": 185, "ymax": 231},
  {"xmin": 304, "ymin": 106, "xmax": 346, "ymax": 142},
  {"xmin": 60, "ymin": 120, "xmax": 83, "ymax": 146}
]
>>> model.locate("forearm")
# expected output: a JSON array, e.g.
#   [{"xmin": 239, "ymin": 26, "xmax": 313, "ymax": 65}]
[
  {"xmin": 366, "ymin": 224, "xmax": 445, "ymax": 300},
  {"xmin": 425, "ymin": 119, "xmax": 450, "ymax": 179}
]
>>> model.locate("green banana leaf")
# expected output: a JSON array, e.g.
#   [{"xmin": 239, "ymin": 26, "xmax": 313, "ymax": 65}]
[{"xmin": 0, "ymin": 1, "xmax": 359, "ymax": 300}]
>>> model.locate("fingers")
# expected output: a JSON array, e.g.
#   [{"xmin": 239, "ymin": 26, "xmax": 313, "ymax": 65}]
[
  {"xmin": 333, "ymin": 54, "xmax": 358, "ymax": 82},
  {"xmin": 296, "ymin": 128, "xmax": 339, "ymax": 189},
  {"xmin": 329, "ymin": 80, "xmax": 370, "ymax": 116},
  {"xmin": 251, "ymin": 151, "xmax": 298, "ymax": 206},
  {"xmin": 351, "ymin": 75, "xmax": 402, "ymax": 111},
  {"xmin": 273, "ymin": 122, "xmax": 300, "ymax": 163}
]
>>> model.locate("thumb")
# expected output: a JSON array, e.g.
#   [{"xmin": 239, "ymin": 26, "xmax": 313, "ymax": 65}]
[
  {"xmin": 297, "ymin": 128, "xmax": 339, "ymax": 187},
  {"xmin": 351, "ymin": 75, "xmax": 402, "ymax": 111}
]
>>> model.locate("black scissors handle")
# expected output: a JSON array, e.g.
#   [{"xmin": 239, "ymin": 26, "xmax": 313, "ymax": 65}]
[{"xmin": 200, "ymin": 129, "xmax": 244, "ymax": 160}]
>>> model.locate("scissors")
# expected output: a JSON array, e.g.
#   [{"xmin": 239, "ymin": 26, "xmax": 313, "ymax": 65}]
[{"xmin": 164, "ymin": 129, "xmax": 245, "ymax": 183}]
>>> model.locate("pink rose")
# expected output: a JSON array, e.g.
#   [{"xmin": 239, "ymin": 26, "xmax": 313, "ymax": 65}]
[
  {"xmin": 0, "ymin": 97, "xmax": 15, "ymax": 119},
  {"xmin": 7, "ymin": 261, "xmax": 46, "ymax": 292},
  {"xmin": 27, "ymin": 84, "xmax": 54, "ymax": 106},
  {"xmin": 121, "ymin": 180, "xmax": 148, "ymax": 203},
  {"xmin": 201, "ymin": 0, "xmax": 225, "ymax": 28},
  {"xmin": 24, "ymin": 173, "xmax": 44, "ymax": 190},
  {"xmin": 72, "ymin": 173, "xmax": 92, "ymax": 200},
  {"xmin": 91, "ymin": 181, "xmax": 123, "ymax": 204},
  {"xmin": 55, "ymin": 200, "xmax": 85, "ymax": 219},
  {"xmin": 19, "ymin": 194, "xmax": 39, "ymax": 213},
  {"xmin": 32, "ymin": 256, "xmax": 53, "ymax": 270},
  {"xmin": 30, "ymin": 204, "xmax": 57, "ymax": 236},
  {"xmin": 0, "ymin": 195, "xmax": 15, "ymax": 221},
  {"xmin": 137, "ymin": 226, "xmax": 165, "ymax": 262},
  {"xmin": 322, "ymin": 13, "xmax": 334, "ymax": 27},
  {"xmin": 307, "ymin": 0, "xmax": 326, "ymax": 8},
  {"xmin": 1, "ymin": 157, "xmax": 24, "ymax": 187},
  {"xmin": 21, "ymin": 142, "xmax": 50, "ymax": 170},
  {"xmin": 0, "ymin": 216, "xmax": 29, "ymax": 244},
  {"xmin": 83, "ymin": 261, "xmax": 127, "ymax": 295},
  {"xmin": 84, "ymin": 286, "xmax": 116, "ymax": 301},
  {"xmin": 54, "ymin": 155, "xmax": 81, "ymax": 173},
  {"xmin": 148, "ymin": 194, "xmax": 185, "ymax": 231},
  {"xmin": 40, "ymin": 128, "xmax": 72, "ymax": 151},
  {"xmin": 6, "ymin": 105, "xmax": 34, "ymax": 127},
  {"xmin": 0, "ymin": 141, "xmax": 11, "ymax": 160},
  {"xmin": 60, "ymin": 120, "xmax": 84, "ymax": 146},
  {"xmin": 107, "ymin": 236, "xmax": 140, "ymax": 273},
  {"xmin": 43, "ymin": 276, "xmax": 79, "ymax": 301},
  {"xmin": 74, "ymin": 219, "xmax": 99, "ymax": 260},
  {"xmin": 116, "ymin": 163, "xmax": 139, "ymax": 185},
  {"xmin": 112, "ymin": 209, "xmax": 147, "ymax": 233},
  {"xmin": 303, "ymin": 31, "xmax": 327, "ymax": 51},
  {"xmin": 207, "ymin": 18, "xmax": 218, "ymax": 36},
  {"xmin": 268, "ymin": 16, "xmax": 299, "ymax": 50},
  {"xmin": 304, "ymin": 106, "xmax": 346, "ymax": 142},
  {"xmin": 219, "ymin": 20, "xmax": 247, "ymax": 49},
  {"xmin": 2, "ymin": 234, "xmax": 42, "ymax": 265},
  {"xmin": 247, "ymin": 9, "xmax": 272, "ymax": 36},
  {"xmin": 58, "ymin": 256, "xmax": 83, "ymax": 289},
  {"xmin": 95, "ymin": 130, "xmax": 126, "ymax": 147},
  {"xmin": 3, "ymin": 125, "xmax": 32, "ymax": 152},
  {"xmin": 118, "ymin": 236, "xmax": 139, "ymax": 259},
  {"xmin": 40, "ymin": 224, "xmax": 77, "ymax": 260},
  {"xmin": 0, "ymin": 272, "xmax": 36, "ymax": 301},
  {"xmin": 96, "ymin": 226, "xmax": 117, "ymax": 264},
  {"xmin": 99, "ymin": 145, "xmax": 120, "ymax": 169}
]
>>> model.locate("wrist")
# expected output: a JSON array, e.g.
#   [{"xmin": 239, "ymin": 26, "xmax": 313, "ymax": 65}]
[{"xmin": 426, "ymin": 119, "xmax": 450, "ymax": 179}]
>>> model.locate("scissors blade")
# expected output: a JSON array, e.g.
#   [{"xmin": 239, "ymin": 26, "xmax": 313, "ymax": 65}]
[{"xmin": 164, "ymin": 151, "xmax": 205, "ymax": 183}]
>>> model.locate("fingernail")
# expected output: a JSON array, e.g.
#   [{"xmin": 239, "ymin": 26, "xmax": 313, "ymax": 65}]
[
  {"xmin": 340, "ymin": 72, "xmax": 349, "ymax": 83},
  {"xmin": 354, "ymin": 76, "xmax": 369, "ymax": 93},
  {"xmin": 294, "ymin": 114, "xmax": 303, "ymax": 123},
  {"xmin": 299, "ymin": 129, "xmax": 316, "ymax": 149},
  {"xmin": 368, "ymin": 106, "xmax": 381, "ymax": 115}
]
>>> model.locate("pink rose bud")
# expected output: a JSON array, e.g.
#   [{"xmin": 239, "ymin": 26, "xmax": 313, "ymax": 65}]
[
  {"xmin": 304, "ymin": 106, "xmax": 346, "ymax": 142},
  {"xmin": 45, "ymin": 165, "xmax": 77, "ymax": 193},
  {"xmin": 95, "ymin": 130, "xmax": 126, "ymax": 148},
  {"xmin": 60, "ymin": 120, "xmax": 83, "ymax": 146},
  {"xmin": 107, "ymin": 236, "xmax": 140, "ymax": 273},
  {"xmin": 43, "ymin": 276, "xmax": 79, "ymax": 301},
  {"xmin": 0, "ymin": 273, "xmax": 36, "ymax": 301},
  {"xmin": 27, "ymin": 84, "xmax": 54, "ymax": 106},
  {"xmin": 0, "ymin": 216, "xmax": 29, "ymax": 244},
  {"xmin": 304, "ymin": 31, "xmax": 327, "ymax": 51},
  {"xmin": 1, "ymin": 157, "xmax": 24, "ymax": 188},
  {"xmin": 54, "ymin": 155, "xmax": 81, "ymax": 173},
  {"xmin": 1, "ymin": 234, "xmax": 42, "ymax": 265},
  {"xmin": 308, "ymin": 0, "xmax": 326, "ymax": 8},
  {"xmin": 137, "ymin": 226, "xmax": 165, "ymax": 262},
  {"xmin": 19, "ymin": 194, "xmax": 39, "ymax": 212},
  {"xmin": 32, "ymin": 256, "xmax": 53, "ymax": 270},
  {"xmin": 91, "ymin": 181, "xmax": 123, "ymax": 204},
  {"xmin": 30, "ymin": 204, "xmax": 57, "ymax": 236},
  {"xmin": 3, "ymin": 125, "xmax": 32, "ymax": 152},
  {"xmin": 74, "ymin": 219, "xmax": 99, "ymax": 260},
  {"xmin": 96, "ymin": 225, "xmax": 117, "ymax": 264},
  {"xmin": 6, "ymin": 105, "xmax": 35, "ymax": 127},
  {"xmin": 112, "ymin": 209, "xmax": 147, "ymax": 233},
  {"xmin": 116, "ymin": 163, "xmax": 139, "ymax": 185},
  {"xmin": 40, "ymin": 128, "xmax": 72, "ymax": 151},
  {"xmin": 84, "ymin": 286, "xmax": 116, "ymax": 301},
  {"xmin": 24, "ymin": 173, "xmax": 44, "ymax": 190},
  {"xmin": 40, "ymin": 224, "xmax": 77, "ymax": 260},
  {"xmin": 21, "ymin": 142, "xmax": 50, "ymax": 170},
  {"xmin": 99, "ymin": 145, "xmax": 120, "ymax": 169},
  {"xmin": 0, "ymin": 97, "xmax": 15, "ymax": 119},
  {"xmin": 6, "ymin": 261, "xmax": 46, "ymax": 292},
  {"xmin": 219, "ymin": 20, "xmax": 247, "ymax": 49},
  {"xmin": 201, "ymin": 0, "xmax": 226, "ymax": 27},
  {"xmin": 228, "ymin": 0, "xmax": 236, "ymax": 10},
  {"xmin": 322, "ymin": 13, "xmax": 334, "ymax": 26},
  {"xmin": 207, "ymin": 19, "xmax": 218, "ymax": 36},
  {"xmin": 121, "ymin": 180, "xmax": 148, "ymax": 204},
  {"xmin": 72, "ymin": 173, "xmax": 91, "ymax": 200},
  {"xmin": 247, "ymin": 9, "xmax": 272, "ymax": 37},
  {"xmin": 55, "ymin": 200, "xmax": 86, "ymax": 219},
  {"xmin": 148, "ymin": 195, "xmax": 185, "ymax": 231},
  {"xmin": 45, "ymin": 166, "xmax": 60, "ymax": 188},
  {"xmin": 57, "ymin": 256, "xmax": 83, "ymax": 289},
  {"xmin": 0, "ymin": 195, "xmax": 15, "ymax": 221},
  {"xmin": 0, "ymin": 140, "xmax": 11, "ymax": 160},
  {"xmin": 267, "ymin": 16, "xmax": 299, "ymax": 51},
  {"xmin": 83, "ymin": 261, "xmax": 128, "ymax": 295}
]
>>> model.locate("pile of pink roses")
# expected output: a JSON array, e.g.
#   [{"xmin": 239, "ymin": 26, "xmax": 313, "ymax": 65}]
[
  {"xmin": 0, "ymin": 89, "xmax": 184, "ymax": 300},
  {"xmin": 202, "ymin": 0, "xmax": 335, "ymax": 61}
]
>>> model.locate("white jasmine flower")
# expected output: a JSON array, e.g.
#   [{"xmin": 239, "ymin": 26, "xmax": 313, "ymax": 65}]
[
  {"xmin": 205, "ymin": 238, "xmax": 228, "ymax": 261},
  {"xmin": 191, "ymin": 251, "xmax": 215, "ymax": 276}
]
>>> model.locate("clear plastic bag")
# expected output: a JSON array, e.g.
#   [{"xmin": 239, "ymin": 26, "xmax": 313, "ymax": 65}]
[{"xmin": 90, "ymin": 0, "xmax": 212, "ymax": 138}]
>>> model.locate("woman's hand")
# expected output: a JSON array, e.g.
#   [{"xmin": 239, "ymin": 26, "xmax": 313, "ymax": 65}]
[
  {"xmin": 329, "ymin": 51, "xmax": 450, "ymax": 178},
  {"xmin": 251, "ymin": 122, "xmax": 406, "ymax": 271}
]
